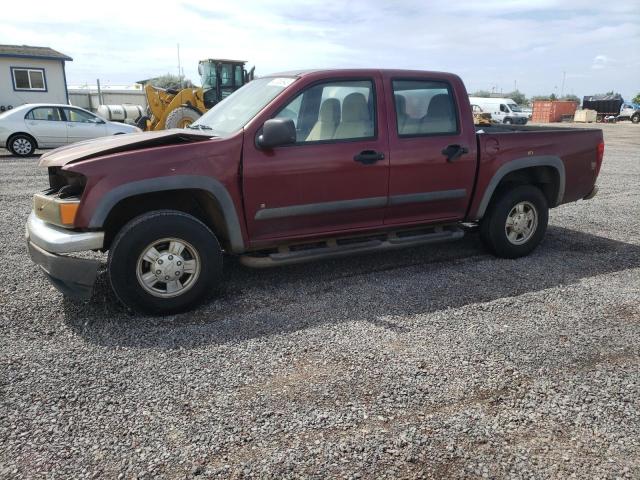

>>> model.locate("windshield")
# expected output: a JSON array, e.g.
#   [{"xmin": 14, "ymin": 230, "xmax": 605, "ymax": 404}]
[
  {"xmin": 507, "ymin": 103, "xmax": 522, "ymax": 112},
  {"xmin": 189, "ymin": 77, "xmax": 296, "ymax": 136}
]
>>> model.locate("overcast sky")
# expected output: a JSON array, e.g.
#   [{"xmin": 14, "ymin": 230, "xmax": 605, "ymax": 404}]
[{"xmin": 2, "ymin": 0, "xmax": 639, "ymax": 99}]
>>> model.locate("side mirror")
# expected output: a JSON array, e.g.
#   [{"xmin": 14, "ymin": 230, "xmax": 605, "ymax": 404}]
[{"xmin": 257, "ymin": 118, "xmax": 296, "ymax": 149}]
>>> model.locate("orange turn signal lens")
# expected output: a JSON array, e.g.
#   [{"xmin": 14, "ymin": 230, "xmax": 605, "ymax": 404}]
[{"xmin": 59, "ymin": 202, "xmax": 79, "ymax": 226}]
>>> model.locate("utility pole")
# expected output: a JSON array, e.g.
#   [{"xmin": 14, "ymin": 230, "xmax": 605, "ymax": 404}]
[
  {"xmin": 560, "ymin": 71, "xmax": 566, "ymax": 98},
  {"xmin": 177, "ymin": 43, "xmax": 182, "ymax": 89},
  {"xmin": 96, "ymin": 78, "xmax": 103, "ymax": 106}
]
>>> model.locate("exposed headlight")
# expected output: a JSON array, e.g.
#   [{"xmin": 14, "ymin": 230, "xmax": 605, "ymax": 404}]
[{"xmin": 33, "ymin": 193, "xmax": 80, "ymax": 227}]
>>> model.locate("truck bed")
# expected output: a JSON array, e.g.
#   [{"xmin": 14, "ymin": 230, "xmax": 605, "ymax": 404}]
[{"xmin": 469, "ymin": 124, "xmax": 604, "ymax": 220}]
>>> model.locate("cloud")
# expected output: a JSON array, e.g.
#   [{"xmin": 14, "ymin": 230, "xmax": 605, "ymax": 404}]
[
  {"xmin": 0, "ymin": 0, "xmax": 638, "ymax": 99},
  {"xmin": 592, "ymin": 55, "xmax": 609, "ymax": 70}
]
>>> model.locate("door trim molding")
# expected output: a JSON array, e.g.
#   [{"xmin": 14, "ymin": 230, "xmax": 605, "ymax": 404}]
[
  {"xmin": 254, "ymin": 196, "xmax": 387, "ymax": 220},
  {"xmin": 254, "ymin": 188, "xmax": 467, "ymax": 220},
  {"xmin": 388, "ymin": 189, "xmax": 467, "ymax": 206}
]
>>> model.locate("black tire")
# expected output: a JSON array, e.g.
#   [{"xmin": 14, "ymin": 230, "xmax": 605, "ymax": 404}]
[
  {"xmin": 479, "ymin": 185, "xmax": 548, "ymax": 259},
  {"xmin": 108, "ymin": 210, "xmax": 223, "ymax": 314},
  {"xmin": 503, "ymin": 118, "xmax": 513, "ymax": 125},
  {"xmin": 135, "ymin": 115, "xmax": 150, "ymax": 131},
  {"xmin": 632, "ymin": 114, "xmax": 640, "ymax": 124},
  {"xmin": 8, "ymin": 133, "xmax": 36, "ymax": 157}
]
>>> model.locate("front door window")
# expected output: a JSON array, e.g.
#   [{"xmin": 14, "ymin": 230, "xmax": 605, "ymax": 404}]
[{"xmin": 274, "ymin": 80, "xmax": 375, "ymax": 142}]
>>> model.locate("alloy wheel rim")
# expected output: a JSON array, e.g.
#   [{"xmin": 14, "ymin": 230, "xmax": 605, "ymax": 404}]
[
  {"xmin": 136, "ymin": 237, "xmax": 200, "ymax": 298},
  {"xmin": 505, "ymin": 201, "xmax": 538, "ymax": 245},
  {"xmin": 13, "ymin": 138, "xmax": 32, "ymax": 155}
]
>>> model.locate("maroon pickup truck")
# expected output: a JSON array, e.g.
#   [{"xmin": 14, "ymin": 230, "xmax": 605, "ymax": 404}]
[{"xmin": 26, "ymin": 69, "xmax": 604, "ymax": 313}]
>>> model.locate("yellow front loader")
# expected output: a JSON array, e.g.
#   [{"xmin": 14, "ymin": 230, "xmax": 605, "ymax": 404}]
[{"xmin": 139, "ymin": 59, "xmax": 255, "ymax": 131}]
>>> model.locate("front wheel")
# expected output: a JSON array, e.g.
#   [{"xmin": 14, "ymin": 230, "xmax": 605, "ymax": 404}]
[
  {"xmin": 164, "ymin": 107, "xmax": 201, "ymax": 129},
  {"xmin": 108, "ymin": 210, "xmax": 223, "ymax": 314},
  {"xmin": 480, "ymin": 185, "xmax": 549, "ymax": 258},
  {"xmin": 503, "ymin": 118, "xmax": 513, "ymax": 125},
  {"xmin": 632, "ymin": 114, "xmax": 640, "ymax": 124}
]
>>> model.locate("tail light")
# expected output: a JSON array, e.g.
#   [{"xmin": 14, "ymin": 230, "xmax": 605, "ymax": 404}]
[{"xmin": 595, "ymin": 141, "xmax": 604, "ymax": 176}]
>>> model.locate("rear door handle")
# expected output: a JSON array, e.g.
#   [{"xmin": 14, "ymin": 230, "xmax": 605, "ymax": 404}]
[
  {"xmin": 354, "ymin": 150, "xmax": 385, "ymax": 165},
  {"xmin": 441, "ymin": 144, "xmax": 469, "ymax": 162}
]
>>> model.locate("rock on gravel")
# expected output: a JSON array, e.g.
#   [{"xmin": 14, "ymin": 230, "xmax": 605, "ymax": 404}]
[{"xmin": 1, "ymin": 123, "xmax": 639, "ymax": 479}]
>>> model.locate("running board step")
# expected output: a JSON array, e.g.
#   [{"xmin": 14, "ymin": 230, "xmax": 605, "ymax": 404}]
[{"xmin": 239, "ymin": 226, "xmax": 464, "ymax": 268}]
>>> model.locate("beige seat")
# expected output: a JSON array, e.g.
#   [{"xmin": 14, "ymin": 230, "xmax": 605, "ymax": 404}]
[
  {"xmin": 421, "ymin": 94, "xmax": 456, "ymax": 133},
  {"xmin": 333, "ymin": 93, "xmax": 372, "ymax": 139},
  {"xmin": 306, "ymin": 98, "xmax": 340, "ymax": 141}
]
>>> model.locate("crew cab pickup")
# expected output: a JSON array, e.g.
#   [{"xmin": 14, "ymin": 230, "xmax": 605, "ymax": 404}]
[{"xmin": 26, "ymin": 69, "xmax": 604, "ymax": 313}]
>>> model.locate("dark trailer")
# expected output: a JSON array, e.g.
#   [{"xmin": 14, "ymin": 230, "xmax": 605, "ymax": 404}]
[{"xmin": 582, "ymin": 94, "xmax": 624, "ymax": 122}]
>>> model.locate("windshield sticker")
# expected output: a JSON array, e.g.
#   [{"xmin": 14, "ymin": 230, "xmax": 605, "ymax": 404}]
[{"xmin": 268, "ymin": 78, "xmax": 295, "ymax": 88}]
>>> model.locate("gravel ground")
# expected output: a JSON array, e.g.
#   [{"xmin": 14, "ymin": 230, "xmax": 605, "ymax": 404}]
[{"xmin": 1, "ymin": 122, "xmax": 639, "ymax": 479}]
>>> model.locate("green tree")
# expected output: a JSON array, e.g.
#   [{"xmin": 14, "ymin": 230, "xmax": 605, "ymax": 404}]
[
  {"xmin": 549, "ymin": 93, "xmax": 558, "ymax": 101},
  {"xmin": 561, "ymin": 94, "xmax": 580, "ymax": 103},
  {"xmin": 506, "ymin": 89, "xmax": 527, "ymax": 105},
  {"xmin": 632, "ymin": 93, "xmax": 640, "ymax": 104},
  {"xmin": 471, "ymin": 90, "xmax": 492, "ymax": 97},
  {"xmin": 531, "ymin": 95, "xmax": 550, "ymax": 102},
  {"xmin": 150, "ymin": 73, "xmax": 194, "ymax": 89}
]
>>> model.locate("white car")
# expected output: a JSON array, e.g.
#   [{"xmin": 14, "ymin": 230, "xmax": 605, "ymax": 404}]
[{"xmin": 0, "ymin": 103, "xmax": 140, "ymax": 157}]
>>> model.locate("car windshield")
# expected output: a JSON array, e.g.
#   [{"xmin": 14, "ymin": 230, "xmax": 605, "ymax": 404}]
[
  {"xmin": 507, "ymin": 103, "xmax": 522, "ymax": 112},
  {"xmin": 189, "ymin": 77, "xmax": 296, "ymax": 136}
]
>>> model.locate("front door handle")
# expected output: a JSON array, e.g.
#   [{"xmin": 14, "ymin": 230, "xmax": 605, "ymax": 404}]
[
  {"xmin": 354, "ymin": 150, "xmax": 385, "ymax": 165},
  {"xmin": 441, "ymin": 144, "xmax": 469, "ymax": 162}
]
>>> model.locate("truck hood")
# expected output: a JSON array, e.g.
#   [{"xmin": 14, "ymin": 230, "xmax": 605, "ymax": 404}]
[{"xmin": 39, "ymin": 129, "xmax": 216, "ymax": 167}]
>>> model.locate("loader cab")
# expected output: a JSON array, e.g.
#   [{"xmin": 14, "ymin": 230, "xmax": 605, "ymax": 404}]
[{"xmin": 199, "ymin": 59, "xmax": 255, "ymax": 109}]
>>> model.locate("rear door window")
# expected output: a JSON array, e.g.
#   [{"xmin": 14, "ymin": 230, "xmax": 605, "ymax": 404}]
[
  {"xmin": 392, "ymin": 80, "xmax": 458, "ymax": 136},
  {"xmin": 26, "ymin": 107, "xmax": 62, "ymax": 121}
]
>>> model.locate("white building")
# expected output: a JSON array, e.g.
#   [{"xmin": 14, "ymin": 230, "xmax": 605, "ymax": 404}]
[{"xmin": 0, "ymin": 44, "xmax": 72, "ymax": 110}]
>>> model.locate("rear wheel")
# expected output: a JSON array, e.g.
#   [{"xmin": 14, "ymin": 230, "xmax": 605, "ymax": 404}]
[
  {"xmin": 503, "ymin": 118, "xmax": 513, "ymax": 125},
  {"xmin": 164, "ymin": 107, "xmax": 201, "ymax": 129},
  {"xmin": 8, "ymin": 134, "xmax": 36, "ymax": 156},
  {"xmin": 108, "ymin": 210, "xmax": 222, "ymax": 314},
  {"xmin": 480, "ymin": 185, "xmax": 548, "ymax": 258},
  {"xmin": 632, "ymin": 114, "xmax": 640, "ymax": 124}
]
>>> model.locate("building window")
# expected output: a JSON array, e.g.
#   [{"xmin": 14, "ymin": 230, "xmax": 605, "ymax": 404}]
[{"xmin": 11, "ymin": 67, "xmax": 47, "ymax": 91}]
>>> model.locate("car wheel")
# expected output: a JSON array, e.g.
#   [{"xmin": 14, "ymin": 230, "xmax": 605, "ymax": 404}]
[
  {"xmin": 480, "ymin": 185, "xmax": 548, "ymax": 259},
  {"xmin": 8, "ymin": 134, "xmax": 36, "ymax": 157},
  {"xmin": 632, "ymin": 114, "xmax": 640, "ymax": 124},
  {"xmin": 108, "ymin": 210, "xmax": 223, "ymax": 314},
  {"xmin": 503, "ymin": 118, "xmax": 513, "ymax": 125}
]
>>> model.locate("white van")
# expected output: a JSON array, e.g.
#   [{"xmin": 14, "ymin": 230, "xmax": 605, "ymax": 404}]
[{"xmin": 468, "ymin": 97, "xmax": 529, "ymax": 125}]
